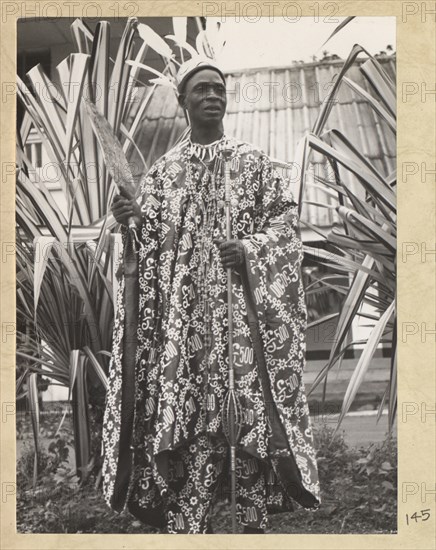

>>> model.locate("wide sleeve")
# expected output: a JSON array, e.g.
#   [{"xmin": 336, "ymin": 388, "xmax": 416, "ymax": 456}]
[
  {"xmin": 238, "ymin": 154, "xmax": 320, "ymax": 508},
  {"xmin": 240, "ymin": 153, "xmax": 306, "ymax": 329}
]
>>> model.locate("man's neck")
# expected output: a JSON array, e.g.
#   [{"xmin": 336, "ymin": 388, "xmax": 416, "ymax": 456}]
[{"xmin": 190, "ymin": 124, "xmax": 224, "ymax": 145}]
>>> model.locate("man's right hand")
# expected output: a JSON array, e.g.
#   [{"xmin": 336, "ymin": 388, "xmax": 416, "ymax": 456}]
[{"xmin": 111, "ymin": 193, "xmax": 142, "ymax": 228}]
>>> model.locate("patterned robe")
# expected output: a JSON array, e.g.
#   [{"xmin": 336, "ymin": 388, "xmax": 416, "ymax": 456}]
[{"xmin": 101, "ymin": 134, "xmax": 321, "ymax": 532}]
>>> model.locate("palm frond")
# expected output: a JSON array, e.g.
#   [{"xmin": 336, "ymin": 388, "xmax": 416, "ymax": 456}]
[{"xmin": 299, "ymin": 43, "xmax": 396, "ymax": 430}]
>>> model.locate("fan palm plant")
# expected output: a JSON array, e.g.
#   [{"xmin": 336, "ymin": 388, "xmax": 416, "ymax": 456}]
[{"xmin": 297, "ymin": 42, "xmax": 396, "ymax": 433}]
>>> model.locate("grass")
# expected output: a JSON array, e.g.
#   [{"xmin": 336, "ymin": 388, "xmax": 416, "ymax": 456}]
[{"xmin": 16, "ymin": 406, "xmax": 397, "ymax": 534}]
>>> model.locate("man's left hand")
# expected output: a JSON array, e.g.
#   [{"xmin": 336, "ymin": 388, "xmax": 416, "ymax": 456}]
[{"xmin": 214, "ymin": 239, "xmax": 245, "ymax": 269}]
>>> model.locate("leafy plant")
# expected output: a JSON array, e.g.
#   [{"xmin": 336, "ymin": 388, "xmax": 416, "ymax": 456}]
[
  {"xmin": 311, "ymin": 425, "xmax": 397, "ymax": 533},
  {"xmin": 297, "ymin": 42, "xmax": 396, "ymax": 431}
]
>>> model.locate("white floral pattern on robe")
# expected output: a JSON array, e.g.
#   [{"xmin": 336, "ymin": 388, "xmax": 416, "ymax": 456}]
[{"xmin": 101, "ymin": 134, "xmax": 321, "ymax": 521}]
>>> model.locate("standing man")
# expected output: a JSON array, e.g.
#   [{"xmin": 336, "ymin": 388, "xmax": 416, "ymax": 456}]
[{"xmin": 102, "ymin": 58, "xmax": 320, "ymax": 534}]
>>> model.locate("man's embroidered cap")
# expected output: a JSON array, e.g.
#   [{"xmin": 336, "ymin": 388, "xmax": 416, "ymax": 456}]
[{"xmin": 176, "ymin": 57, "xmax": 226, "ymax": 96}]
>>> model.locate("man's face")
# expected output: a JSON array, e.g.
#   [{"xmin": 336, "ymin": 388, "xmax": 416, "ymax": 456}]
[{"xmin": 180, "ymin": 69, "xmax": 227, "ymax": 127}]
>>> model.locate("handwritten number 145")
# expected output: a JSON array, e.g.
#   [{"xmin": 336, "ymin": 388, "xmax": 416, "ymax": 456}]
[{"xmin": 406, "ymin": 510, "xmax": 431, "ymax": 525}]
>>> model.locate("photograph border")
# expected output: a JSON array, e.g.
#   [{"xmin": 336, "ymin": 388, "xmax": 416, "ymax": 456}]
[{"xmin": 1, "ymin": 1, "xmax": 435, "ymax": 549}]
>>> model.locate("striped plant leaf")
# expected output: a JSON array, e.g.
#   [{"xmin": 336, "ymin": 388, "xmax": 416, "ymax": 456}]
[
  {"xmin": 327, "ymin": 129, "xmax": 393, "ymax": 189},
  {"xmin": 293, "ymin": 134, "xmax": 311, "ymax": 216},
  {"xmin": 33, "ymin": 236, "xmax": 57, "ymax": 313},
  {"xmin": 303, "ymin": 245, "xmax": 387, "ymax": 285},
  {"xmin": 137, "ymin": 22, "xmax": 174, "ymax": 59},
  {"xmin": 173, "ymin": 17, "xmax": 187, "ymax": 44},
  {"xmin": 83, "ymin": 346, "xmax": 109, "ymax": 391},
  {"xmin": 18, "ymin": 180, "xmax": 101, "ymax": 348},
  {"xmin": 342, "ymin": 76, "xmax": 396, "ymax": 132},
  {"xmin": 307, "ymin": 134, "xmax": 396, "ymax": 213},
  {"xmin": 65, "ymin": 54, "xmax": 89, "ymax": 166},
  {"xmin": 388, "ymin": 320, "xmax": 397, "ymax": 432},
  {"xmin": 336, "ymin": 206, "xmax": 396, "ymax": 253},
  {"xmin": 320, "ymin": 16, "xmax": 356, "ymax": 48},
  {"xmin": 71, "ymin": 18, "xmax": 94, "ymax": 54},
  {"xmin": 360, "ymin": 58, "xmax": 396, "ymax": 116},
  {"xmin": 333, "ymin": 301, "xmax": 395, "ymax": 433},
  {"xmin": 327, "ymin": 255, "xmax": 375, "ymax": 364},
  {"xmin": 108, "ymin": 17, "xmax": 138, "ymax": 136},
  {"xmin": 26, "ymin": 65, "xmax": 68, "ymax": 160},
  {"xmin": 89, "ymin": 21, "xmax": 110, "ymax": 116},
  {"xmin": 307, "ymin": 339, "xmax": 366, "ymax": 395},
  {"xmin": 70, "ymin": 351, "xmax": 91, "ymax": 482},
  {"xmin": 125, "ymin": 60, "xmax": 175, "ymax": 89},
  {"xmin": 172, "ymin": 17, "xmax": 188, "ymax": 62},
  {"xmin": 312, "ymin": 44, "xmax": 371, "ymax": 135},
  {"xmin": 196, "ymin": 30, "xmax": 214, "ymax": 58},
  {"xmin": 27, "ymin": 372, "xmax": 40, "ymax": 488},
  {"xmin": 124, "ymin": 42, "xmax": 150, "ymax": 118},
  {"xmin": 307, "ymin": 313, "xmax": 339, "ymax": 330},
  {"xmin": 165, "ymin": 35, "xmax": 198, "ymax": 59}
]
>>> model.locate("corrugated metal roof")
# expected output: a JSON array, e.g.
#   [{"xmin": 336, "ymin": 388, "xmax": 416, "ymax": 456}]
[{"xmin": 130, "ymin": 56, "xmax": 396, "ymax": 232}]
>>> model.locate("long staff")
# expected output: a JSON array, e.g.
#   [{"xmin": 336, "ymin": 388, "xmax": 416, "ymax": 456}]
[{"xmin": 221, "ymin": 155, "xmax": 242, "ymax": 533}]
